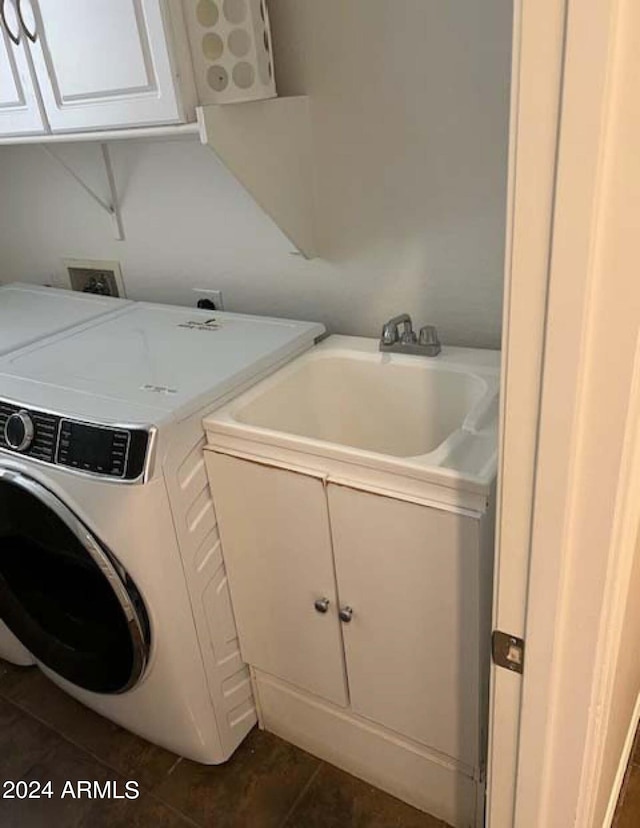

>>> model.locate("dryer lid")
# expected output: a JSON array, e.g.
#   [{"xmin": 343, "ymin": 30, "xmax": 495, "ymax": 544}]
[
  {"xmin": 0, "ymin": 283, "xmax": 128, "ymax": 356},
  {"xmin": 0, "ymin": 303, "xmax": 325, "ymax": 421}
]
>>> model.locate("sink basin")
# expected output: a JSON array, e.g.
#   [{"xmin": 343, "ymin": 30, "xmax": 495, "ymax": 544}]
[
  {"xmin": 204, "ymin": 336, "xmax": 500, "ymax": 507},
  {"xmin": 235, "ymin": 353, "xmax": 487, "ymax": 458}
]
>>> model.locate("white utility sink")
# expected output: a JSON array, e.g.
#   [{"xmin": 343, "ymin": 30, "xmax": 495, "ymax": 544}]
[
  {"xmin": 235, "ymin": 350, "xmax": 488, "ymax": 457},
  {"xmin": 205, "ymin": 336, "xmax": 500, "ymax": 508}
]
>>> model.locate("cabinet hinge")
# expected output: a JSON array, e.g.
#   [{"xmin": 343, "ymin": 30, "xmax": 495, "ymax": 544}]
[{"xmin": 492, "ymin": 630, "xmax": 525, "ymax": 674}]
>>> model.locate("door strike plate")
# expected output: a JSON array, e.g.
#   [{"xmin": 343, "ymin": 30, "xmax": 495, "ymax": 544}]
[{"xmin": 492, "ymin": 630, "xmax": 525, "ymax": 674}]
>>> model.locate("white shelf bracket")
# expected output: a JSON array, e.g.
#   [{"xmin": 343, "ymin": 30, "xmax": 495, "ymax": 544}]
[{"xmin": 41, "ymin": 143, "xmax": 125, "ymax": 241}]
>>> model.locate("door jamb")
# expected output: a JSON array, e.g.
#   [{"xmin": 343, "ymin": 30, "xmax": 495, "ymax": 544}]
[{"xmin": 486, "ymin": 0, "xmax": 568, "ymax": 823}]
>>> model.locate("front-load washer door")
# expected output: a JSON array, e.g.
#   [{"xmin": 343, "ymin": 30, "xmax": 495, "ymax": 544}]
[{"xmin": 0, "ymin": 469, "xmax": 150, "ymax": 694}]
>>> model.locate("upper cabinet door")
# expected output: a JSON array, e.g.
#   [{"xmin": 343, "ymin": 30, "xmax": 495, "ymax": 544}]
[
  {"xmin": 0, "ymin": 1, "xmax": 46, "ymax": 135},
  {"xmin": 24, "ymin": 0, "xmax": 185, "ymax": 132}
]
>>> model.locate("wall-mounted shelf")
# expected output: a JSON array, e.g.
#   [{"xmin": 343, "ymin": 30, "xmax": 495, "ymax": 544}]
[
  {"xmin": 197, "ymin": 97, "xmax": 316, "ymax": 259},
  {"xmin": 0, "ymin": 123, "xmax": 200, "ymax": 146},
  {"xmin": 0, "ymin": 97, "xmax": 317, "ymax": 257}
]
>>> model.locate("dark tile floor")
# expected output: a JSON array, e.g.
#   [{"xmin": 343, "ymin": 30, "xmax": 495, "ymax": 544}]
[
  {"xmin": 0, "ymin": 659, "xmax": 449, "ymax": 828},
  {"xmin": 613, "ymin": 727, "xmax": 640, "ymax": 827}
]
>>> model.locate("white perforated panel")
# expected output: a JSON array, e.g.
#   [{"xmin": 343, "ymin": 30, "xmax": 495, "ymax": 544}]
[{"xmin": 165, "ymin": 428, "xmax": 257, "ymax": 756}]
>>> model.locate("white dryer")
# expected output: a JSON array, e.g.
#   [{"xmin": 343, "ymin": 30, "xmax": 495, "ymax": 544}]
[
  {"xmin": 0, "ymin": 301, "xmax": 324, "ymax": 763},
  {"xmin": 0, "ymin": 282, "xmax": 130, "ymax": 665}
]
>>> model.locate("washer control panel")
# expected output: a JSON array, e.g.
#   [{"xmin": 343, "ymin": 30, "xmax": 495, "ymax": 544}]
[
  {"xmin": 57, "ymin": 420, "xmax": 132, "ymax": 477},
  {"xmin": 0, "ymin": 401, "xmax": 149, "ymax": 480}
]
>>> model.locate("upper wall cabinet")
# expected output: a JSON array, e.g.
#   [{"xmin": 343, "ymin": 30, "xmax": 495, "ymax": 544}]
[
  {"xmin": 0, "ymin": 1, "xmax": 316, "ymax": 257},
  {"xmin": 28, "ymin": 0, "xmax": 192, "ymax": 132},
  {"xmin": 0, "ymin": 0, "xmax": 196, "ymax": 135}
]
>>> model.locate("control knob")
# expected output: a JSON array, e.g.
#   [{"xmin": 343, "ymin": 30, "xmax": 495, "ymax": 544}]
[{"xmin": 4, "ymin": 411, "xmax": 34, "ymax": 452}]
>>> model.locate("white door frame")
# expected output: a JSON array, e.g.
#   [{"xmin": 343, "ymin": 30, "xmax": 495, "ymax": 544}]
[
  {"xmin": 489, "ymin": 0, "xmax": 637, "ymax": 824},
  {"xmin": 486, "ymin": 0, "xmax": 568, "ymax": 823}
]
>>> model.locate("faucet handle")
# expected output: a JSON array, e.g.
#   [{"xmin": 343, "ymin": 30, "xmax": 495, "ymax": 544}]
[
  {"xmin": 419, "ymin": 325, "xmax": 441, "ymax": 354},
  {"xmin": 381, "ymin": 323, "xmax": 397, "ymax": 345},
  {"xmin": 400, "ymin": 327, "xmax": 417, "ymax": 345}
]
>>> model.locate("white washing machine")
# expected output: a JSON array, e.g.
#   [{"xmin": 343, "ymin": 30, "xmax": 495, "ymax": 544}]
[
  {"xmin": 0, "ymin": 282, "xmax": 130, "ymax": 665},
  {"xmin": 0, "ymin": 301, "xmax": 324, "ymax": 763}
]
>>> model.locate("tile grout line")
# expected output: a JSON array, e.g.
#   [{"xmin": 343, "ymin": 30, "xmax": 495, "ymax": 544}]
[
  {"xmin": 278, "ymin": 761, "xmax": 324, "ymax": 828},
  {"xmin": 166, "ymin": 756, "xmax": 184, "ymax": 777}
]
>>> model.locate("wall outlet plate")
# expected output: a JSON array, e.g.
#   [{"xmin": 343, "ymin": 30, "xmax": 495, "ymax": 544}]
[
  {"xmin": 192, "ymin": 287, "xmax": 224, "ymax": 310},
  {"xmin": 61, "ymin": 258, "xmax": 126, "ymax": 298}
]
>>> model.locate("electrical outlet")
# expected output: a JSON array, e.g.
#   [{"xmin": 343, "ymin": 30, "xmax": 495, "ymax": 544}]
[
  {"xmin": 192, "ymin": 288, "xmax": 224, "ymax": 311},
  {"xmin": 62, "ymin": 258, "xmax": 125, "ymax": 298}
]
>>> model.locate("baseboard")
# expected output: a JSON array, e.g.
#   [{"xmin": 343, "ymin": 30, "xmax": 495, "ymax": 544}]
[
  {"xmin": 603, "ymin": 691, "xmax": 640, "ymax": 828},
  {"xmin": 255, "ymin": 671, "xmax": 478, "ymax": 828}
]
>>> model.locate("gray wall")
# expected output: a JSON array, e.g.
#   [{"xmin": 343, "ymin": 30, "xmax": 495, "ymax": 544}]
[{"xmin": 0, "ymin": 0, "xmax": 512, "ymax": 347}]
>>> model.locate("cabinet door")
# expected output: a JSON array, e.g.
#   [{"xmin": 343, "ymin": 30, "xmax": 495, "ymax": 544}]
[
  {"xmin": 0, "ymin": 2, "xmax": 46, "ymax": 135},
  {"xmin": 24, "ymin": 0, "xmax": 184, "ymax": 132},
  {"xmin": 328, "ymin": 484, "xmax": 482, "ymax": 767},
  {"xmin": 206, "ymin": 453, "xmax": 349, "ymax": 707}
]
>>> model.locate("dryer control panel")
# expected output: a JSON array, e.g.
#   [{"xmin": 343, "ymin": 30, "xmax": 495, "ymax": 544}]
[{"xmin": 0, "ymin": 401, "xmax": 149, "ymax": 480}]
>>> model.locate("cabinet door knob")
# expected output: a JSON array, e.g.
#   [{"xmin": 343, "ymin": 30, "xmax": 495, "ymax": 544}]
[
  {"xmin": 314, "ymin": 597, "xmax": 330, "ymax": 614},
  {"xmin": 339, "ymin": 606, "xmax": 353, "ymax": 623}
]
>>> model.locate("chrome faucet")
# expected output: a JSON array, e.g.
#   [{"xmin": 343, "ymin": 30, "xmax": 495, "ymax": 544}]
[
  {"xmin": 381, "ymin": 313, "xmax": 415, "ymax": 346},
  {"xmin": 379, "ymin": 313, "xmax": 441, "ymax": 357}
]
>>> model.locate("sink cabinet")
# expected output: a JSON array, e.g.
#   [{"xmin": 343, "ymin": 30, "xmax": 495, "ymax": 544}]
[
  {"xmin": 329, "ymin": 483, "xmax": 483, "ymax": 768},
  {"xmin": 204, "ymin": 454, "xmax": 348, "ymax": 707},
  {"xmin": 205, "ymin": 448, "xmax": 493, "ymax": 826}
]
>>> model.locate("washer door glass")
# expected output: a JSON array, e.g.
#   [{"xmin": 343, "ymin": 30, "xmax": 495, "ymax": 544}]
[{"xmin": 0, "ymin": 471, "xmax": 149, "ymax": 694}]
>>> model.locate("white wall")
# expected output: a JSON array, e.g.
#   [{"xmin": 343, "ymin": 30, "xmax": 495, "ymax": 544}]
[{"xmin": 0, "ymin": 0, "xmax": 512, "ymax": 347}]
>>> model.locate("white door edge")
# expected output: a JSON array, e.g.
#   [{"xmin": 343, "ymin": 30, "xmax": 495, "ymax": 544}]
[
  {"xmin": 486, "ymin": 0, "xmax": 568, "ymax": 824},
  {"xmin": 577, "ymin": 336, "xmax": 640, "ymax": 826},
  {"xmin": 513, "ymin": 0, "xmax": 623, "ymax": 823},
  {"xmin": 494, "ymin": 0, "xmax": 639, "ymax": 825}
]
